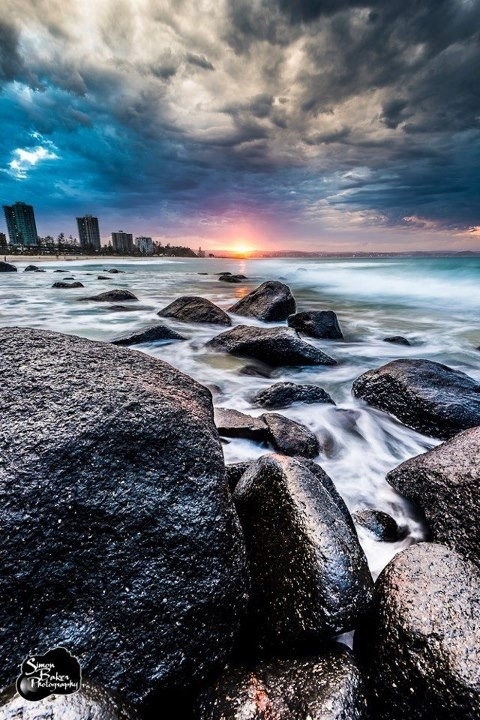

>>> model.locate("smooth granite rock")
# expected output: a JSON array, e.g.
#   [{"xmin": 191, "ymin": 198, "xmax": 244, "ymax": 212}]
[
  {"xmin": 52, "ymin": 281, "xmax": 84, "ymax": 288},
  {"xmin": 261, "ymin": 413, "xmax": 320, "ymax": 458},
  {"xmin": 110, "ymin": 323, "xmax": 186, "ymax": 346},
  {"xmin": 158, "ymin": 296, "xmax": 231, "ymax": 325},
  {"xmin": 252, "ymin": 382, "xmax": 335, "ymax": 409},
  {"xmin": 82, "ymin": 290, "xmax": 138, "ymax": 302},
  {"xmin": 229, "ymin": 281, "xmax": 296, "ymax": 322},
  {"xmin": 288, "ymin": 311, "xmax": 343, "ymax": 340},
  {"xmin": 214, "ymin": 408, "xmax": 270, "ymax": 442},
  {"xmin": 352, "ymin": 509, "xmax": 407, "ymax": 543}
]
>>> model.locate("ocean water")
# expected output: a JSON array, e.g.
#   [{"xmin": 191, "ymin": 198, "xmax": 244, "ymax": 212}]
[{"xmin": 2, "ymin": 255, "xmax": 479, "ymax": 578}]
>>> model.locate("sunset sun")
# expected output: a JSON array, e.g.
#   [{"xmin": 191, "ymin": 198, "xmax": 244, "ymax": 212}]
[{"xmin": 231, "ymin": 241, "xmax": 253, "ymax": 257}]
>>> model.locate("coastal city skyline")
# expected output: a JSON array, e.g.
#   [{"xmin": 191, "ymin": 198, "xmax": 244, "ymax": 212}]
[{"xmin": 0, "ymin": 1, "xmax": 478, "ymax": 254}]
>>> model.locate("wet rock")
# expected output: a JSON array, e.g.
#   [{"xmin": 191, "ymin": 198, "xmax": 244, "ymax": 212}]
[
  {"xmin": 383, "ymin": 335, "xmax": 411, "ymax": 346},
  {"xmin": 52, "ymin": 281, "xmax": 84, "ymax": 289},
  {"xmin": 206, "ymin": 325, "xmax": 337, "ymax": 367},
  {"xmin": 110, "ymin": 323, "xmax": 186, "ymax": 346},
  {"xmin": 261, "ymin": 413, "xmax": 320, "ymax": 458},
  {"xmin": 158, "ymin": 296, "xmax": 231, "ymax": 326},
  {"xmin": 107, "ymin": 268, "xmax": 125, "ymax": 273},
  {"xmin": 356, "ymin": 543, "xmax": 480, "ymax": 720},
  {"xmin": 53, "ymin": 269, "xmax": 68, "ymax": 272},
  {"xmin": 0, "ymin": 680, "xmax": 139, "ymax": 720},
  {"xmin": 353, "ymin": 509, "xmax": 407, "ymax": 543},
  {"xmin": 24, "ymin": 264, "xmax": 45, "ymax": 272},
  {"xmin": 106, "ymin": 305, "xmax": 140, "ymax": 312},
  {"xmin": 352, "ymin": 358, "xmax": 480, "ymax": 439},
  {"xmin": 252, "ymin": 382, "xmax": 335, "ymax": 409},
  {"xmin": 229, "ymin": 281, "xmax": 296, "ymax": 321},
  {"xmin": 387, "ymin": 426, "xmax": 480, "ymax": 565},
  {"xmin": 0, "ymin": 328, "xmax": 247, "ymax": 711},
  {"xmin": 98, "ymin": 275, "xmax": 112, "ymax": 280},
  {"xmin": 0, "ymin": 261, "xmax": 17, "ymax": 272},
  {"xmin": 226, "ymin": 461, "xmax": 253, "ymax": 492},
  {"xmin": 196, "ymin": 645, "xmax": 368, "ymax": 720},
  {"xmin": 288, "ymin": 310, "xmax": 343, "ymax": 340},
  {"xmin": 238, "ymin": 363, "xmax": 275, "ymax": 378},
  {"xmin": 233, "ymin": 455, "xmax": 373, "ymax": 651},
  {"xmin": 214, "ymin": 408, "xmax": 270, "ymax": 442},
  {"xmin": 219, "ymin": 274, "xmax": 243, "ymax": 283},
  {"xmin": 82, "ymin": 289, "xmax": 138, "ymax": 302}
]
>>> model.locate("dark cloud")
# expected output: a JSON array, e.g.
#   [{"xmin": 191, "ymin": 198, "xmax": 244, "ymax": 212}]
[
  {"xmin": 186, "ymin": 53, "xmax": 215, "ymax": 71},
  {"xmin": 0, "ymin": 20, "xmax": 29, "ymax": 86}
]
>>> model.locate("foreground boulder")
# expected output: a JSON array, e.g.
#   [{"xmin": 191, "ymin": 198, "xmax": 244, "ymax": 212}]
[
  {"xmin": 110, "ymin": 323, "xmax": 186, "ymax": 346},
  {"xmin": 0, "ymin": 260, "xmax": 16, "ymax": 272},
  {"xmin": 52, "ymin": 281, "xmax": 84, "ymax": 289},
  {"xmin": 288, "ymin": 310, "xmax": 343, "ymax": 339},
  {"xmin": 387, "ymin": 426, "xmax": 480, "ymax": 566},
  {"xmin": 0, "ymin": 328, "xmax": 247, "ymax": 711},
  {"xmin": 262, "ymin": 413, "xmax": 320, "ymax": 458},
  {"xmin": 206, "ymin": 326, "xmax": 336, "ymax": 367},
  {"xmin": 352, "ymin": 358, "xmax": 480, "ymax": 439},
  {"xmin": 83, "ymin": 289, "xmax": 138, "ymax": 302},
  {"xmin": 233, "ymin": 455, "xmax": 373, "ymax": 651},
  {"xmin": 229, "ymin": 281, "xmax": 296, "ymax": 321},
  {"xmin": 252, "ymin": 381, "xmax": 335, "ymax": 409},
  {"xmin": 158, "ymin": 296, "xmax": 231, "ymax": 325},
  {"xmin": 196, "ymin": 645, "xmax": 368, "ymax": 720},
  {"xmin": 356, "ymin": 543, "xmax": 480, "ymax": 720},
  {"xmin": 0, "ymin": 681, "xmax": 139, "ymax": 720}
]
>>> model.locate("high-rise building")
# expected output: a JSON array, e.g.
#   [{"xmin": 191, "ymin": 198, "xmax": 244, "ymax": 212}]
[
  {"xmin": 0, "ymin": 232, "xmax": 6, "ymax": 246},
  {"xmin": 3, "ymin": 202, "xmax": 38, "ymax": 246},
  {"xmin": 134, "ymin": 236, "xmax": 153, "ymax": 255},
  {"xmin": 111, "ymin": 231, "xmax": 133, "ymax": 254},
  {"xmin": 77, "ymin": 215, "xmax": 101, "ymax": 251}
]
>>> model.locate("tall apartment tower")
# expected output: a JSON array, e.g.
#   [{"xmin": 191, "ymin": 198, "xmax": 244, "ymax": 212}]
[
  {"xmin": 77, "ymin": 215, "xmax": 101, "ymax": 251},
  {"xmin": 3, "ymin": 202, "xmax": 39, "ymax": 246},
  {"xmin": 111, "ymin": 231, "xmax": 133, "ymax": 254}
]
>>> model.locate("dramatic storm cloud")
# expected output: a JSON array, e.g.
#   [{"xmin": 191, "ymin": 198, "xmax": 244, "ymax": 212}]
[{"xmin": 0, "ymin": 0, "xmax": 479, "ymax": 249}]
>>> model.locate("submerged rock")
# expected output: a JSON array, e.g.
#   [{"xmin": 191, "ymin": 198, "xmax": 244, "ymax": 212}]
[
  {"xmin": 196, "ymin": 645, "xmax": 368, "ymax": 720},
  {"xmin": 383, "ymin": 335, "xmax": 411, "ymax": 346},
  {"xmin": 288, "ymin": 310, "xmax": 343, "ymax": 340},
  {"xmin": 158, "ymin": 296, "xmax": 231, "ymax": 325},
  {"xmin": 110, "ymin": 323, "xmax": 186, "ymax": 346},
  {"xmin": 356, "ymin": 543, "xmax": 480, "ymax": 720},
  {"xmin": 261, "ymin": 412, "xmax": 320, "ymax": 458},
  {"xmin": 82, "ymin": 289, "xmax": 138, "ymax": 302},
  {"xmin": 24, "ymin": 264, "xmax": 45, "ymax": 272},
  {"xmin": 252, "ymin": 381, "xmax": 335, "ymax": 409},
  {"xmin": 107, "ymin": 268, "xmax": 125, "ymax": 273},
  {"xmin": 52, "ymin": 281, "xmax": 84, "ymax": 289},
  {"xmin": 353, "ymin": 509, "xmax": 407, "ymax": 543},
  {"xmin": 352, "ymin": 358, "xmax": 480, "ymax": 439},
  {"xmin": 233, "ymin": 455, "xmax": 373, "ymax": 651},
  {"xmin": 0, "ymin": 327, "xmax": 247, "ymax": 711},
  {"xmin": 0, "ymin": 261, "xmax": 17, "ymax": 272},
  {"xmin": 0, "ymin": 680, "xmax": 139, "ymax": 720},
  {"xmin": 229, "ymin": 281, "xmax": 296, "ymax": 321},
  {"xmin": 97, "ymin": 274, "xmax": 112, "ymax": 280},
  {"xmin": 238, "ymin": 363, "xmax": 275, "ymax": 378},
  {"xmin": 214, "ymin": 408, "xmax": 270, "ymax": 442},
  {"xmin": 387, "ymin": 426, "xmax": 480, "ymax": 566},
  {"xmin": 206, "ymin": 325, "xmax": 337, "ymax": 367},
  {"xmin": 219, "ymin": 274, "xmax": 243, "ymax": 283}
]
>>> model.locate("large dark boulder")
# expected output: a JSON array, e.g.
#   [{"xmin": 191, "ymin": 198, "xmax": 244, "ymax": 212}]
[
  {"xmin": 0, "ymin": 328, "xmax": 247, "ymax": 712},
  {"xmin": 52, "ymin": 281, "xmax": 84, "ymax": 289},
  {"xmin": 214, "ymin": 408, "xmax": 270, "ymax": 442},
  {"xmin": 261, "ymin": 413, "xmax": 320, "ymax": 458},
  {"xmin": 356, "ymin": 543, "xmax": 480, "ymax": 720},
  {"xmin": 196, "ymin": 645, "xmax": 368, "ymax": 720},
  {"xmin": 252, "ymin": 382, "xmax": 335, "ymax": 409},
  {"xmin": 288, "ymin": 310, "xmax": 343, "ymax": 340},
  {"xmin": 110, "ymin": 323, "xmax": 186, "ymax": 346},
  {"xmin": 387, "ymin": 427, "xmax": 480, "ymax": 566},
  {"xmin": 206, "ymin": 325, "xmax": 336, "ymax": 367},
  {"xmin": 228, "ymin": 281, "xmax": 296, "ymax": 321},
  {"xmin": 352, "ymin": 359, "xmax": 480, "ymax": 439},
  {"xmin": 233, "ymin": 455, "xmax": 373, "ymax": 651},
  {"xmin": 0, "ymin": 260, "xmax": 17, "ymax": 272},
  {"xmin": 82, "ymin": 290, "xmax": 138, "ymax": 302},
  {"xmin": 158, "ymin": 296, "xmax": 231, "ymax": 326},
  {"xmin": 0, "ymin": 681, "xmax": 138, "ymax": 720}
]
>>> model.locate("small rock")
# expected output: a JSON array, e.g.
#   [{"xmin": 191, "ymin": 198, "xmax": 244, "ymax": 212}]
[
  {"xmin": 225, "ymin": 461, "xmax": 253, "ymax": 492},
  {"xmin": 196, "ymin": 645, "xmax": 368, "ymax": 720},
  {"xmin": 214, "ymin": 408, "xmax": 270, "ymax": 442},
  {"xmin": 110, "ymin": 323, "xmax": 186, "ymax": 346},
  {"xmin": 383, "ymin": 335, "xmax": 411, "ymax": 346},
  {"xmin": 252, "ymin": 381, "xmax": 335, "ymax": 409},
  {"xmin": 52, "ymin": 281, "xmax": 84, "ymax": 289},
  {"xmin": 0, "ymin": 261, "xmax": 17, "ymax": 272},
  {"xmin": 107, "ymin": 268, "xmax": 125, "ymax": 273},
  {"xmin": 352, "ymin": 358, "xmax": 480, "ymax": 439},
  {"xmin": 98, "ymin": 275, "xmax": 112, "ymax": 280},
  {"xmin": 106, "ymin": 305, "xmax": 140, "ymax": 312},
  {"xmin": 353, "ymin": 509, "xmax": 407, "ymax": 542},
  {"xmin": 53, "ymin": 269, "xmax": 68, "ymax": 273},
  {"xmin": 82, "ymin": 290, "xmax": 138, "ymax": 302},
  {"xmin": 387, "ymin": 426, "xmax": 480, "ymax": 566},
  {"xmin": 229, "ymin": 281, "xmax": 296, "ymax": 321},
  {"xmin": 288, "ymin": 310, "xmax": 343, "ymax": 339},
  {"xmin": 219, "ymin": 274, "xmax": 242, "ymax": 283},
  {"xmin": 261, "ymin": 412, "xmax": 320, "ymax": 458},
  {"xmin": 24, "ymin": 265, "xmax": 45, "ymax": 272},
  {"xmin": 356, "ymin": 543, "xmax": 480, "ymax": 720},
  {"xmin": 238, "ymin": 364, "xmax": 275, "ymax": 378},
  {"xmin": 233, "ymin": 454, "xmax": 373, "ymax": 651},
  {"xmin": 158, "ymin": 296, "xmax": 231, "ymax": 326},
  {"xmin": 206, "ymin": 325, "xmax": 337, "ymax": 367}
]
